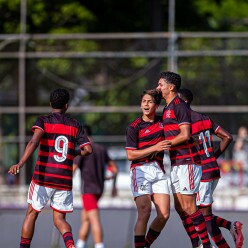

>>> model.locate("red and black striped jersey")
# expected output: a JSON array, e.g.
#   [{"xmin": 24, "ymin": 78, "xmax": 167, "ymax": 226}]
[
  {"xmin": 191, "ymin": 109, "xmax": 221, "ymax": 182},
  {"xmin": 162, "ymin": 96, "xmax": 200, "ymax": 166},
  {"xmin": 32, "ymin": 112, "xmax": 90, "ymax": 191},
  {"xmin": 125, "ymin": 115, "xmax": 165, "ymax": 171}
]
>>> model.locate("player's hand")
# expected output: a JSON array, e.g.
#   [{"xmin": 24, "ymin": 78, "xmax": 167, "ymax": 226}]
[
  {"xmin": 155, "ymin": 140, "xmax": 171, "ymax": 152},
  {"xmin": 8, "ymin": 164, "xmax": 22, "ymax": 175}
]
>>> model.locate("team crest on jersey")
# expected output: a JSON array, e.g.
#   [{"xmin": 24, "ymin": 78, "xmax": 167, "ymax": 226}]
[
  {"xmin": 144, "ymin": 129, "xmax": 150, "ymax": 134},
  {"xmin": 164, "ymin": 110, "xmax": 175, "ymax": 119},
  {"xmin": 159, "ymin": 122, "xmax": 163, "ymax": 129}
]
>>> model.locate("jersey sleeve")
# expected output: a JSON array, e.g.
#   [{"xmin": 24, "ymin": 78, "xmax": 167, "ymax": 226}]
[
  {"xmin": 32, "ymin": 116, "xmax": 44, "ymax": 133},
  {"xmin": 125, "ymin": 125, "xmax": 138, "ymax": 150},
  {"xmin": 175, "ymin": 102, "xmax": 191, "ymax": 126},
  {"xmin": 77, "ymin": 125, "xmax": 91, "ymax": 148},
  {"xmin": 210, "ymin": 118, "xmax": 221, "ymax": 134}
]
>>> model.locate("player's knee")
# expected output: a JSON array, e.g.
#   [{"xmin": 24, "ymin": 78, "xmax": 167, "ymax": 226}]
[
  {"xmin": 137, "ymin": 204, "xmax": 151, "ymax": 219},
  {"xmin": 157, "ymin": 211, "xmax": 170, "ymax": 223},
  {"xmin": 182, "ymin": 204, "xmax": 196, "ymax": 215}
]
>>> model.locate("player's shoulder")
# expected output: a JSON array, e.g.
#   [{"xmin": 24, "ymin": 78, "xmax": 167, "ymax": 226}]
[
  {"xmin": 36, "ymin": 113, "xmax": 51, "ymax": 122},
  {"xmin": 172, "ymin": 96, "xmax": 188, "ymax": 109},
  {"xmin": 129, "ymin": 116, "xmax": 142, "ymax": 128},
  {"xmin": 193, "ymin": 110, "xmax": 209, "ymax": 120},
  {"xmin": 64, "ymin": 114, "xmax": 82, "ymax": 127}
]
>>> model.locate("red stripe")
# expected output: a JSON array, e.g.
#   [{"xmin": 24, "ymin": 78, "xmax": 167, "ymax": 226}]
[
  {"xmin": 32, "ymin": 126, "xmax": 44, "ymax": 133},
  {"xmin": 170, "ymin": 142, "xmax": 197, "ymax": 150},
  {"xmin": 34, "ymin": 171, "xmax": 72, "ymax": 180},
  {"xmin": 170, "ymin": 152, "xmax": 199, "ymax": 160},
  {"xmin": 139, "ymin": 137, "xmax": 164, "ymax": 148},
  {"xmin": 44, "ymin": 123, "xmax": 78, "ymax": 136},
  {"xmin": 36, "ymin": 161, "xmax": 72, "ymax": 170},
  {"xmin": 38, "ymin": 151, "xmax": 74, "ymax": 160},
  {"xmin": 164, "ymin": 124, "xmax": 178, "ymax": 131},
  {"xmin": 188, "ymin": 164, "xmax": 194, "ymax": 190},
  {"xmin": 192, "ymin": 119, "xmax": 212, "ymax": 134},
  {"xmin": 174, "ymin": 98, "xmax": 180, "ymax": 105},
  {"xmin": 40, "ymin": 139, "xmax": 75, "ymax": 149},
  {"xmin": 34, "ymin": 179, "xmax": 71, "ymax": 190},
  {"xmin": 125, "ymin": 147, "xmax": 137, "ymax": 150},
  {"xmin": 131, "ymin": 118, "xmax": 142, "ymax": 127},
  {"xmin": 132, "ymin": 169, "xmax": 138, "ymax": 192},
  {"xmin": 200, "ymin": 157, "xmax": 217, "ymax": 164},
  {"xmin": 28, "ymin": 181, "xmax": 35, "ymax": 200},
  {"xmin": 215, "ymin": 126, "xmax": 221, "ymax": 134},
  {"xmin": 202, "ymin": 167, "xmax": 219, "ymax": 173}
]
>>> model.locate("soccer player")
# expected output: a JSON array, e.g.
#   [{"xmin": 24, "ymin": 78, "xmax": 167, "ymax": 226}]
[
  {"xmin": 178, "ymin": 88, "xmax": 244, "ymax": 248},
  {"xmin": 126, "ymin": 89, "xmax": 171, "ymax": 248},
  {"xmin": 156, "ymin": 71, "xmax": 211, "ymax": 248},
  {"xmin": 73, "ymin": 125, "xmax": 118, "ymax": 248},
  {"xmin": 8, "ymin": 88, "xmax": 92, "ymax": 248}
]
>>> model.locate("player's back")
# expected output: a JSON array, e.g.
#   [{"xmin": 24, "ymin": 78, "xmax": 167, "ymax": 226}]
[
  {"xmin": 190, "ymin": 110, "xmax": 220, "ymax": 181},
  {"xmin": 78, "ymin": 143, "xmax": 109, "ymax": 195},
  {"xmin": 32, "ymin": 112, "xmax": 84, "ymax": 190}
]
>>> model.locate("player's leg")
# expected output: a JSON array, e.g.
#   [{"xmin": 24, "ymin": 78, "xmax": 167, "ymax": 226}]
[
  {"xmin": 174, "ymin": 193, "xmax": 201, "ymax": 248},
  {"xmin": 52, "ymin": 189, "xmax": 75, "ymax": 248},
  {"xmin": 178, "ymin": 164, "xmax": 211, "ymax": 248},
  {"xmin": 135, "ymin": 195, "xmax": 152, "ymax": 248},
  {"xmin": 76, "ymin": 209, "xmax": 90, "ymax": 248},
  {"xmin": 20, "ymin": 181, "xmax": 50, "ymax": 248},
  {"xmin": 198, "ymin": 180, "xmax": 230, "ymax": 248},
  {"xmin": 200, "ymin": 206, "xmax": 230, "ymax": 248},
  {"xmin": 213, "ymin": 216, "xmax": 244, "ymax": 248},
  {"xmin": 130, "ymin": 165, "xmax": 153, "ymax": 248},
  {"xmin": 20, "ymin": 204, "xmax": 39, "ymax": 248},
  {"xmin": 171, "ymin": 165, "xmax": 201, "ymax": 248},
  {"xmin": 145, "ymin": 193, "xmax": 170, "ymax": 247},
  {"xmin": 145, "ymin": 167, "xmax": 171, "ymax": 247},
  {"xmin": 78, "ymin": 193, "xmax": 104, "ymax": 248},
  {"xmin": 53, "ymin": 211, "xmax": 75, "ymax": 248},
  {"xmin": 87, "ymin": 209, "xmax": 104, "ymax": 248},
  {"xmin": 209, "ymin": 179, "xmax": 244, "ymax": 248}
]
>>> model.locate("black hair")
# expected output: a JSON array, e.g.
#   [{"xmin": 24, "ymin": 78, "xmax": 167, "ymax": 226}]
[
  {"xmin": 50, "ymin": 88, "xmax": 70, "ymax": 109},
  {"xmin": 159, "ymin": 71, "xmax": 181, "ymax": 90},
  {"xmin": 83, "ymin": 124, "xmax": 92, "ymax": 136},
  {"xmin": 178, "ymin": 88, "xmax": 194, "ymax": 105},
  {"xmin": 141, "ymin": 89, "xmax": 162, "ymax": 105}
]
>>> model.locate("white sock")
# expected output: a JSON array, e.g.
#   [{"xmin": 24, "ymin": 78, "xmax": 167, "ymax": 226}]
[
  {"xmin": 95, "ymin": 242, "xmax": 104, "ymax": 248},
  {"xmin": 76, "ymin": 239, "xmax": 86, "ymax": 248}
]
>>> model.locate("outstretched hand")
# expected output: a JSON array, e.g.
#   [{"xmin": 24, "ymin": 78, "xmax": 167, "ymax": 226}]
[{"xmin": 8, "ymin": 164, "xmax": 22, "ymax": 175}]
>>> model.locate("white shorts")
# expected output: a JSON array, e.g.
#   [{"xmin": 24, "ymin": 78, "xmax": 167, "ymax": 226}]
[
  {"xmin": 196, "ymin": 179, "xmax": 219, "ymax": 206},
  {"xmin": 27, "ymin": 181, "xmax": 73, "ymax": 212},
  {"xmin": 130, "ymin": 161, "xmax": 171, "ymax": 198},
  {"xmin": 171, "ymin": 164, "xmax": 202, "ymax": 194}
]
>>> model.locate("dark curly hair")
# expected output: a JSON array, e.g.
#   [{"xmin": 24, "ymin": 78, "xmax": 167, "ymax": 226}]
[
  {"xmin": 178, "ymin": 88, "xmax": 194, "ymax": 105},
  {"xmin": 141, "ymin": 89, "xmax": 162, "ymax": 105},
  {"xmin": 159, "ymin": 71, "xmax": 181, "ymax": 90},
  {"xmin": 50, "ymin": 88, "xmax": 70, "ymax": 109}
]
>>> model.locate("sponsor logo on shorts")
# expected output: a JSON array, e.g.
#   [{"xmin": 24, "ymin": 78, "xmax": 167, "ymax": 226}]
[{"xmin": 183, "ymin": 187, "xmax": 188, "ymax": 191}]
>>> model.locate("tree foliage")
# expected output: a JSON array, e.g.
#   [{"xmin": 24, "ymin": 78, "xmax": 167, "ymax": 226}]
[{"xmin": 0, "ymin": 0, "xmax": 248, "ymax": 136}]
